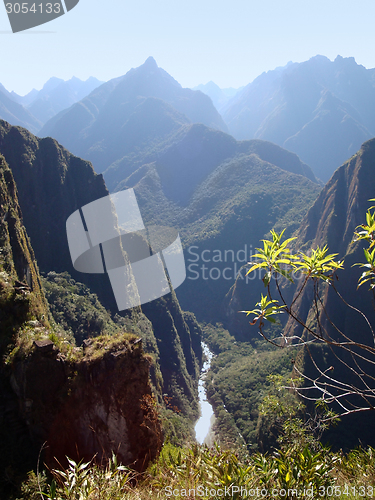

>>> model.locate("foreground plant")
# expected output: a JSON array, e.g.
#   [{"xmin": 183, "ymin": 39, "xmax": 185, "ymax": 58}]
[
  {"xmin": 18, "ymin": 454, "xmax": 135, "ymax": 500},
  {"xmin": 18, "ymin": 442, "xmax": 375, "ymax": 500},
  {"xmin": 244, "ymin": 200, "xmax": 375, "ymax": 420}
]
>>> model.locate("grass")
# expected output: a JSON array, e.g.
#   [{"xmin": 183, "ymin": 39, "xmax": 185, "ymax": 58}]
[
  {"xmin": 81, "ymin": 331, "xmax": 139, "ymax": 362},
  {"xmin": 15, "ymin": 441, "xmax": 375, "ymax": 500}
]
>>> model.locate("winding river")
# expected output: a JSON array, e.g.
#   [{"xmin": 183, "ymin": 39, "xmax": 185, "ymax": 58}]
[{"xmin": 195, "ymin": 343, "xmax": 215, "ymax": 445}]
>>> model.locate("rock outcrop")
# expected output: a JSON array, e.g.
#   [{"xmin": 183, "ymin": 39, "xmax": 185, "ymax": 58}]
[
  {"xmin": 0, "ymin": 155, "xmax": 162, "ymax": 495},
  {"xmin": 10, "ymin": 334, "xmax": 163, "ymax": 471}
]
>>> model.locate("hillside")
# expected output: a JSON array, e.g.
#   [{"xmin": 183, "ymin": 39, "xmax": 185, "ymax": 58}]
[
  {"xmin": 0, "ymin": 155, "xmax": 164, "ymax": 498},
  {"xmin": 0, "ymin": 153, "xmax": 50, "ymax": 491},
  {"xmin": 208, "ymin": 139, "xmax": 375, "ymax": 452},
  {"xmin": 0, "ymin": 120, "xmax": 108, "ymax": 281},
  {"xmin": 224, "ymin": 138, "xmax": 375, "ymax": 339},
  {"xmin": 26, "ymin": 76, "xmax": 103, "ymax": 125},
  {"xmin": 285, "ymin": 138, "xmax": 375, "ymax": 339},
  {"xmin": 192, "ymin": 81, "xmax": 241, "ymax": 112},
  {"xmin": 102, "ymin": 123, "xmax": 320, "ymax": 321},
  {"xmin": 0, "ymin": 120, "xmax": 202, "ymax": 446},
  {"xmin": 284, "ymin": 138, "xmax": 375, "ymax": 448},
  {"xmin": 0, "ymin": 86, "xmax": 42, "ymax": 134},
  {"xmin": 40, "ymin": 57, "xmax": 228, "ymax": 172},
  {"xmin": 224, "ymin": 55, "xmax": 375, "ymax": 182}
]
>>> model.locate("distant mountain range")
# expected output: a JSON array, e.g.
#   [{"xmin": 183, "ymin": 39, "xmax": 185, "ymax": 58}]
[
  {"xmin": 3, "ymin": 54, "xmax": 375, "ymax": 187},
  {"xmin": 35, "ymin": 58, "xmax": 321, "ymax": 321},
  {"xmin": 40, "ymin": 57, "xmax": 229, "ymax": 172},
  {"xmin": 0, "ymin": 84, "xmax": 42, "ymax": 134},
  {"xmin": 19, "ymin": 76, "xmax": 103, "ymax": 124},
  {"xmin": 0, "ymin": 76, "xmax": 102, "ymax": 130},
  {"xmin": 101, "ymin": 120, "xmax": 319, "ymax": 320},
  {"xmin": 192, "ymin": 81, "xmax": 243, "ymax": 112},
  {"xmin": 223, "ymin": 55, "xmax": 375, "ymax": 182}
]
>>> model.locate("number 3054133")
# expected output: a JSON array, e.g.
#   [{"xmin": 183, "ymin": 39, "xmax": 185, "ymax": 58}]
[{"xmin": 5, "ymin": 3, "xmax": 61, "ymax": 14}]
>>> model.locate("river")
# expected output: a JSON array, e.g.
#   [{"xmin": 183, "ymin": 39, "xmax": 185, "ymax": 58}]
[{"xmin": 195, "ymin": 343, "xmax": 215, "ymax": 445}]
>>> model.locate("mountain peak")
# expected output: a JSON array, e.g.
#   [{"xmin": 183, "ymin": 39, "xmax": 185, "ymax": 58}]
[
  {"xmin": 143, "ymin": 56, "xmax": 158, "ymax": 69},
  {"xmin": 42, "ymin": 77, "xmax": 64, "ymax": 92},
  {"xmin": 309, "ymin": 54, "xmax": 331, "ymax": 63},
  {"xmin": 334, "ymin": 54, "xmax": 359, "ymax": 68}
]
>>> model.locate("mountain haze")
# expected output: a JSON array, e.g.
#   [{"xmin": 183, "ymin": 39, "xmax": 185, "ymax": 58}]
[
  {"xmin": 101, "ymin": 122, "xmax": 320, "ymax": 320},
  {"xmin": 193, "ymin": 81, "xmax": 241, "ymax": 111},
  {"xmin": 0, "ymin": 86, "xmax": 42, "ymax": 134},
  {"xmin": 40, "ymin": 57, "xmax": 228, "ymax": 172},
  {"xmin": 0, "ymin": 76, "xmax": 103, "ymax": 132},
  {"xmin": 26, "ymin": 76, "xmax": 103, "ymax": 125},
  {"xmin": 224, "ymin": 55, "xmax": 375, "ymax": 182}
]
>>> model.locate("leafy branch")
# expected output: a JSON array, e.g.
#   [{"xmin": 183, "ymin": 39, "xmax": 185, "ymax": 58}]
[{"xmin": 243, "ymin": 200, "xmax": 375, "ymax": 420}]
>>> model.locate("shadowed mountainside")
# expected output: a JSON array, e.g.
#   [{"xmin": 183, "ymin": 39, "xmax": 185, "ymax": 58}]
[
  {"xmin": 40, "ymin": 57, "xmax": 228, "ymax": 173},
  {"xmin": 224, "ymin": 55, "xmax": 375, "ymax": 182},
  {"xmin": 0, "ymin": 120, "xmax": 202, "ymax": 441},
  {"xmin": 0, "ymin": 86, "xmax": 42, "ymax": 134},
  {"xmin": 103, "ymin": 123, "xmax": 320, "ymax": 321}
]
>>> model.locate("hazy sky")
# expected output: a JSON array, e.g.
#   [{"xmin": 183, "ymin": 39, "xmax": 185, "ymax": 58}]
[{"xmin": 1, "ymin": 0, "xmax": 375, "ymax": 95}]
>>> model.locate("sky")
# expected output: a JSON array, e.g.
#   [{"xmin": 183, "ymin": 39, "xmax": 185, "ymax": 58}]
[{"xmin": 1, "ymin": 0, "xmax": 375, "ymax": 95}]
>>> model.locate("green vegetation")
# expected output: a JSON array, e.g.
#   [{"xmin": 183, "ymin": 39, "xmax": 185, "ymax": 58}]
[
  {"xmin": 245, "ymin": 210, "xmax": 375, "ymax": 418},
  {"xmin": 42, "ymin": 271, "xmax": 120, "ymax": 345},
  {"xmin": 40, "ymin": 271, "xmax": 201, "ymax": 445},
  {"xmin": 14, "ymin": 440, "xmax": 375, "ymax": 499},
  {"xmin": 202, "ymin": 323, "xmax": 297, "ymax": 452}
]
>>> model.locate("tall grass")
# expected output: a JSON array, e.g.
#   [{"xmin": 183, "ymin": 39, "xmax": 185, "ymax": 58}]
[{"xmin": 16, "ymin": 442, "xmax": 375, "ymax": 500}]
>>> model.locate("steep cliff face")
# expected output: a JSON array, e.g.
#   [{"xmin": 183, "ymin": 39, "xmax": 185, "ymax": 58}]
[
  {"xmin": 222, "ymin": 139, "xmax": 375, "ymax": 340},
  {"xmin": 0, "ymin": 119, "xmax": 120, "ymax": 317},
  {"xmin": 281, "ymin": 139, "xmax": 375, "ymax": 449},
  {"xmin": 143, "ymin": 290, "xmax": 200, "ymax": 420},
  {"xmin": 0, "ymin": 155, "xmax": 162, "ymax": 495},
  {"xmin": 285, "ymin": 138, "xmax": 375, "ymax": 340},
  {"xmin": 0, "ymin": 155, "xmax": 48, "ymax": 489},
  {"xmin": 0, "ymin": 154, "xmax": 49, "ymax": 346},
  {"xmin": 0, "ymin": 120, "xmax": 107, "ymax": 273},
  {"xmin": 0, "ymin": 120, "xmax": 201, "ymax": 444},
  {"xmin": 10, "ymin": 334, "xmax": 162, "ymax": 472}
]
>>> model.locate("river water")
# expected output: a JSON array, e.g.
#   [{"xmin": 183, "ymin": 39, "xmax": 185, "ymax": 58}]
[{"xmin": 195, "ymin": 343, "xmax": 215, "ymax": 445}]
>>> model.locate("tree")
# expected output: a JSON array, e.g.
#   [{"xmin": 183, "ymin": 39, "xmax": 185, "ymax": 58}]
[{"xmin": 244, "ymin": 200, "xmax": 375, "ymax": 420}]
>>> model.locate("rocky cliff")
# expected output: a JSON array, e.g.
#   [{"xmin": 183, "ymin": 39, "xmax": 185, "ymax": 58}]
[
  {"xmin": 10, "ymin": 333, "xmax": 162, "ymax": 472},
  {"xmin": 0, "ymin": 155, "xmax": 162, "ymax": 495},
  {"xmin": 284, "ymin": 139, "xmax": 375, "ymax": 449},
  {"xmin": 285, "ymin": 138, "xmax": 375, "ymax": 339},
  {"xmin": 0, "ymin": 120, "xmax": 201, "ymax": 448}
]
